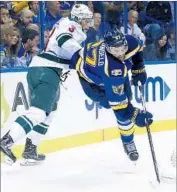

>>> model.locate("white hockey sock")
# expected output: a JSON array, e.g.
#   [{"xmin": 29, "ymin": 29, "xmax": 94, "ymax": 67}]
[
  {"xmin": 9, "ymin": 122, "xmax": 26, "ymax": 143},
  {"xmin": 27, "ymin": 131, "xmax": 42, "ymax": 146},
  {"xmin": 27, "ymin": 111, "xmax": 56, "ymax": 146}
]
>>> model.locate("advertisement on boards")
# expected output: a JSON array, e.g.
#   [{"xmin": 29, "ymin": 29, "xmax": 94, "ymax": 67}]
[{"xmin": 1, "ymin": 64, "xmax": 176, "ymax": 138}]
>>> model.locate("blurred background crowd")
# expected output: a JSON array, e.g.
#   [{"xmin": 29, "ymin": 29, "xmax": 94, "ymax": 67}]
[{"xmin": 0, "ymin": 1, "xmax": 176, "ymax": 69}]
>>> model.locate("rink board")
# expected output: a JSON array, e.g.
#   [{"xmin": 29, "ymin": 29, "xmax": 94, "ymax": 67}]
[{"xmin": 1, "ymin": 63, "xmax": 176, "ymax": 159}]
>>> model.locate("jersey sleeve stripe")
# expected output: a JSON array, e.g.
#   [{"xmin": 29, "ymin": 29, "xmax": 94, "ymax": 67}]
[
  {"xmin": 104, "ymin": 54, "xmax": 109, "ymax": 77},
  {"xmin": 76, "ymin": 57, "xmax": 94, "ymax": 83},
  {"xmin": 109, "ymin": 99, "xmax": 128, "ymax": 110},
  {"xmin": 56, "ymin": 33, "xmax": 72, "ymax": 42},
  {"xmin": 139, "ymin": 46, "xmax": 144, "ymax": 52},
  {"xmin": 125, "ymin": 45, "xmax": 140, "ymax": 60},
  {"xmin": 111, "ymin": 103, "xmax": 128, "ymax": 110},
  {"xmin": 57, "ymin": 35, "xmax": 72, "ymax": 47}
]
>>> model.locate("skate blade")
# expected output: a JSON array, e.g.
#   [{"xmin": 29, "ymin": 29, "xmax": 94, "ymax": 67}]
[
  {"xmin": 20, "ymin": 159, "xmax": 44, "ymax": 166},
  {"xmin": 1, "ymin": 145, "xmax": 16, "ymax": 163},
  {"xmin": 161, "ymin": 175, "xmax": 176, "ymax": 184},
  {"xmin": 4, "ymin": 156, "xmax": 14, "ymax": 166},
  {"xmin": 130, "ymin": 158, "xmax": 138, "ymax": 166}
]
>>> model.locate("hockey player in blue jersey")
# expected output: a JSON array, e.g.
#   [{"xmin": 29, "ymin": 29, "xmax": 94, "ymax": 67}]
[{"xmin": 70, "ymin": 27, "xmax": 153, "ymax": 161}]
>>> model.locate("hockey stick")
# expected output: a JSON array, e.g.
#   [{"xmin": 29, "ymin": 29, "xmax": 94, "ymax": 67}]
[{"xmin": 138, "ymin": 82, "xmax": 161, "ymax": 183}]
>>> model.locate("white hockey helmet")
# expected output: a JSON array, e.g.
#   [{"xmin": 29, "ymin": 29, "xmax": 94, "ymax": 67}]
[{"xmin": 71, "ymin": 4, "xmax": 93, "ymax": 21}]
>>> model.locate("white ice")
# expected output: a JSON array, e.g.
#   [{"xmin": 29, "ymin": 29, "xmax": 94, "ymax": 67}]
[{"xmin": 1, "ymin": 130, "xmax": 176, "ymax": 192}]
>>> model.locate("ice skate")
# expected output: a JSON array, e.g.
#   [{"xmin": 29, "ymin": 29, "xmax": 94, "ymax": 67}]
[
  {"xmin": 21, "ymin": 138, "xmax": 46, "ymax": 166},
  {"xmin": 123, "ymin": 141, "xmax": 139, "ymax": 161},
  {"xmin": 0, "ymin": 133, "xmax": 16, "ymax": 165}
]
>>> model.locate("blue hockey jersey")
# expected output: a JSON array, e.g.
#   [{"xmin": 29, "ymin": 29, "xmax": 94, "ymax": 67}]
[{"xmin": 70, "ymin": 35, "xmax": 144, "ymax": 113}]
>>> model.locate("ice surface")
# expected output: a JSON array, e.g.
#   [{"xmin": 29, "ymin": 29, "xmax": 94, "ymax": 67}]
[{"xmin": 1, "ymin": 130, "xmax": 176, "ymax": 192}]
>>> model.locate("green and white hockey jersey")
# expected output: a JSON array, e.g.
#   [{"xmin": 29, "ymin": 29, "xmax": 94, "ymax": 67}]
[{"xmin": 30, "ymin": 17, "xmax": 86, "ymax": 70}]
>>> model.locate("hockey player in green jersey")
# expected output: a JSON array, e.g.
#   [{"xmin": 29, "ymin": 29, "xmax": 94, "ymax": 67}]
[{"xmin": 1, "ymin": 4, "xmax": 93, "ymax": 165}]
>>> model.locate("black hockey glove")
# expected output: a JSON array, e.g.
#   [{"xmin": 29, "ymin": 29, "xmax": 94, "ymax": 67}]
[{"xmin": 131, "ymin": 63, "xmax": 147, "ymax": 86}]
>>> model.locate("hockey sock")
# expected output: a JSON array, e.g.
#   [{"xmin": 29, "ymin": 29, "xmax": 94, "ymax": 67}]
[
  {"xmin": 28, "ymin": 123, "xmax": 49, "ymax": 146},
  {"xmin": 9, "ymin": 115, "xmax": 33, "ymax": 143},
  {"xmin": 117, "ymin": 120, "xmax": 135, "ymax": 143}
]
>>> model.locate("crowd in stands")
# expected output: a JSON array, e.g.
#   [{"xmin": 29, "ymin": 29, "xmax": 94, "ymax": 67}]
[{"xmin": 0, "ymin": 1, "xmax": 176, "ymax": 69}]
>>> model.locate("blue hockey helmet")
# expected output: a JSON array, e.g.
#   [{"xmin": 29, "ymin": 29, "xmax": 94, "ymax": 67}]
[
  {"xmin": 104, "ymin": 27, "xmax": 127, "ymax": 47},
  {"xmin": 104, "ymin": 27, "xmax": 128, "ymax": 58}
]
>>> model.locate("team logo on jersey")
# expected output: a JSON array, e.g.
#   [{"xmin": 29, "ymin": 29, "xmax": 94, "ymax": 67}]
[
  {"xmin": 111, "ymin": 69, "xmax": 122, "ymax": 76},
  {"xmin": 112, "ymin": 84, "xmax": 124, "ymax": 95},
  {"xmin": 69, "ymin": 25, "xmax": 76, "ymax": 33}
]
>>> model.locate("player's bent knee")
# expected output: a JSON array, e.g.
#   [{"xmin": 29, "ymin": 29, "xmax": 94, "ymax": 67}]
[
  {"xmin": 44, "ymin": 111, "xmax": 57, "ymax": 125},
  {"xmin": 23, "ymin": 107, "xmax": 46, "ymax": 127},
  {"xmin": 33, "ymin": 111, "xmax": 57, "ymax": 135}
]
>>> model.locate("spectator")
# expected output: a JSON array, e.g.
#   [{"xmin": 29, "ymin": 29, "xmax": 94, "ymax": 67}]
[
  {"xmin": 145, "ymin": 2, "xmax": 172, "ymax": 26},
  {"xmin": 143, "ymin": 23, "xmax": 163, "ymax": 45},
  {"xmin": 11, "ymin": 1, "xmax": 29, "ymax": 15},
  {"xmin": 128, "ymin": 1, "xmax": 145, "ymax": 13},
  {"xmin": 8, "ymin": 17, "xmax": 14, "ymax": 26},
  {"xmin": 92, "ymin": 1, "xmax": 105, "ymax": 19},
  {"xmin": 18, "ymin": 29, "xmax": 40, "ymax": 67},
  {"xmin": 0, "ymin": 24, "xmax": 6, "ymax": 67},
  {"xmin": 87, "ymin": 1, "xmax": 94, "ymax": 13},
  {"xmin": 144, "ymin": 32, "xmax": 170, "ymax": 61},
  {"xmin": 104, "ymin": 1, "xmax": 124, "ymax": 27},
  {"xmin": 0, "ymin": 4, "xmax": 11, "ymax": 25},
  {"xmin": 60, "ymin": 2, "xmax": 71, "ymax": 18},
  {"xmin": 86, "ymin": 12, "xmax": 103, "ymax": 43},
  {"xmin": 99, "ymin": 1, "xmax": 124, "ymax": 33},
  {"xmin": 0, "ymin": 1, "xmax": 12, "ymax": 11},
  {"xmin": 44, "ymin": 28, "xmax": 50, "ymax": 45},
  {"xmin": 128, "ymin": 1, "xmax": 146, "ymax": 28},
  {"xmin": 45, "ymin": 1, "xmax": 62, "ymax": 30},
  {"xmin": 167, "ymin": 27, "xmax": 176, "ymax": 60},
  {"xmin": 120, "ymin": 10, "xmax": 146, "ymax": 44},
  {"xmin": 26, "ymin": 23, "xmax": 40, "ymax": 33},
  {"xmin": 28, "ymin": 1, "xmax": 39, "ymax": 23},
  {"xmin": 15, "ymin": 9, "xmax": 33, "ymax": 35},
  {"xmin": 1, "ymin": 24, "xmax": 21, "ymax": 68},
  {"xmin": 26, "ymin": 23, "xmax": 40, "ymax": 51}
]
